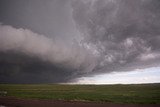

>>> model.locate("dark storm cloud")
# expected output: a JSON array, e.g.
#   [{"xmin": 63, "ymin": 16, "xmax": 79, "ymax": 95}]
[
  {"xmin": 0, "ymin": 51, "xmax": 75, "ymax": 83},
  {"xmin": 0, "ymin": 0, "xmax": 160, "ymax": 83},
  {"xmin": 0, "ymin": 0, "xmax": 77, "ymax": 41},
  {"xmin": 0, "ymin": 24, "xmax": 96, "ymax": 83},
  {"xmin": 71, "ymin": 0, "xmax": 160, "ymax": 74},
  {"xmin": 0, "ymin": 0, "xmax": 96, "ymax": 83}
]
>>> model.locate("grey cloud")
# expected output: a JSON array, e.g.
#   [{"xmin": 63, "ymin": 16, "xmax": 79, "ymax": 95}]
[
  {"xmin": 0, "ymin": 0, "xmax": 77, "ymax": 42},
  {"xmin": 0, "ymin": 24, "xmax": 96, "ymax": 83},
  {"xmin": 0, "ymin": 0, "xmax": 160, "ymax": 83},
  {"xmin": 71, "ymin": 0, "xmax": 160, "ymax": 74},
  {"xmin": 0, "ymin": 52, "xmax": 75, "ymax": 83}
]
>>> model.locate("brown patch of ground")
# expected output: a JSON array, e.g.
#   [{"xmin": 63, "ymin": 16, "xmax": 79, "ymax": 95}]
[{"xmin": 0, "ymin": 97, "xmax": 159, "ymax": 107}]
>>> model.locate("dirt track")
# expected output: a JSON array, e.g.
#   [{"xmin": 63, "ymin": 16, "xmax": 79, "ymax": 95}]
[{"xmin": 0, "ymin": 97, "xmax": 159, "ymax": 107}]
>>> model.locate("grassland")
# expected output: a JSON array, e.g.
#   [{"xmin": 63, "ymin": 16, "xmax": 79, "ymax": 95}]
[{"xmin": 0, "ymin": 83, "xmax": 160, "ymax": 104}]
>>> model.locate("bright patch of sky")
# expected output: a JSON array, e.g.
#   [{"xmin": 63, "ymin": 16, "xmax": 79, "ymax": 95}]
[{"xmin": 76, "ymin": 67, "xmax": 160, "ymax": 84}]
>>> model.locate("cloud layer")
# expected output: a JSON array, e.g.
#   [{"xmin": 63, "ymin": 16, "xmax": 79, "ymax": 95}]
[
  {"xmin": 0, "ymin": 24, "xmax": 96, "ymax": 83},
  {"xmin": 0, "ymin": 0, "xmax": 160, "ymax": 83},
  {"xmin": 71, "ymin": 0, "xmax": 160, "ymax": 75}
]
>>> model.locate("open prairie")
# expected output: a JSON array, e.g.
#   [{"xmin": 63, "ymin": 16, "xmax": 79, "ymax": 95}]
[{"xmin": 0, "ymin": 84, "xmax": 160, "ymax": 104}]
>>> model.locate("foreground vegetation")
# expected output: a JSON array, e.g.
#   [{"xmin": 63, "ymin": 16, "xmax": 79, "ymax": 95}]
[{"xmin": 0, "ymin": 83, "xmax": 160, "ymax": 104}]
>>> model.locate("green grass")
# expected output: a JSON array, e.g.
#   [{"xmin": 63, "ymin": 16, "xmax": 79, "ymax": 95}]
[{"xmin": 0, "ymin": 83, "xmax": 160, "ymax": 104}]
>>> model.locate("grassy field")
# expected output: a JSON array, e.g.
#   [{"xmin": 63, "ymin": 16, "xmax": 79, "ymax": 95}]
[{"xmin": 0, "ymin": 83, "xmax": 160, "ymax": 104}]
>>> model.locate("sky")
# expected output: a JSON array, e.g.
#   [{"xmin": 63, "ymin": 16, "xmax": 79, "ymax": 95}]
[
  {"xmin": 76, "ymin": 67, "xmax": 160, "ymax": 84},
  {"xmin": 0, "ymin": 0, "xmax": 160, "ymax": 84}
]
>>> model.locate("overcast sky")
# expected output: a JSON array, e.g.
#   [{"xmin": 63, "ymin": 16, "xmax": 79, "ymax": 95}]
[{"xmin": 0, "ymin": 0, "xmax": 160, "ymax": 84}]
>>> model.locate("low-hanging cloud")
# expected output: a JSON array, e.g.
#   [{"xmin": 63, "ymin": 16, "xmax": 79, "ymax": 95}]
[
  {"xmin": 0, "ymin": 0, "xmax": 160, "ymax": 83},
  {"xmin": 0, "ymin": 24, "xmax": 96, "ymax": 83}
]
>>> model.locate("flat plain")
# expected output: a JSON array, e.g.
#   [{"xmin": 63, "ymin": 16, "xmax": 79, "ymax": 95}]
[{"xmin": 0, "ymin": 83, "xmax": 160, "ymax": 105}]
